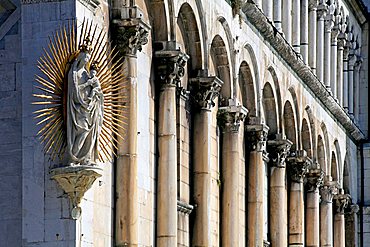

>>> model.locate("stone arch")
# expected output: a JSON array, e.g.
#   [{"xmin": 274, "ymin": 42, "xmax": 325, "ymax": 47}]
[
  {"xmin": 262, "ymin": 82, "xmax": 278, "ymax": 138},
  {"xmin": 177, "ymin": 3, "xmax": 203, "ymax": 78},
  {"xmin": 149, "ymin": 0, "xmax": 173, "ymax": 41},
  {"xmin": 321, "ymin": 122, "xmax": 331, "ymax": 174},
  {"xmin": 283, "ymin": 101, "xmax": 298, "ymax": 150},
  {"xmin": 210, "ymin": 35, "xmax": 232, "ymax": 100},
  {"xmin": 267, "ymin": 66, "xmax": 282, "ymax": 133},
  {"xmin": 334, "ymin": 140, "xmax": 342, "ymax": 183},
  {"xmin": 305, "ymin": 106, "xmax": 316, "ymax": 162},
  {"xmin": 317, "ymin": 135, "xmax": 327, "ymax": 173},
  {"xmin": 343, "ymin": 153, "xmax": 351, "ymax": 194},
  {"xmin": 238, "ymin": 61, "xmax": 257, "ymax": 117},
  {"xmin": 301, "ymin": 118, "xmax": 312, "ymax": 158},
  {"xmin": 287, "ymin": 86, "xmax": 300, "ymax": 148},
  {"xmin": 331, "ymin": 151, "xmax": 339, "ymax": 182}
]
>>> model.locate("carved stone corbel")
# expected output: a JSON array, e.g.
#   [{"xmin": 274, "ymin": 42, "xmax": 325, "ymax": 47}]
[
  {"xmin": 286, "ymin": 150, "xmax": 311, "ymax": 183},
  {"xmin": 50, "ymin": 166, "xmax": 102, "ymax": 219},
  {"xmin": 218, "ymin": 99, "xmax": 248, "ymax": 133},
  {"xmin": 190, "ymin": 75, "xmax": 223, "ymax": 110},
  {"xmin": 112, "ymin": 6, "xmax": 151, "ymax": 56},
  {"xmin": 267, "ymin": 135, "xmax": 292, "ymax": 168}
]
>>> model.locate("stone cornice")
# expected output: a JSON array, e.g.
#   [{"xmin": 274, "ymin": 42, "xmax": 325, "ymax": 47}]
[{"xmin": 241, "ymin": 2, "xmax": 365, "ymax": 142}]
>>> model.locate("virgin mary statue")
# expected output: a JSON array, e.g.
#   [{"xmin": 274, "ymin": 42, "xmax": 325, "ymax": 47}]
[{"xmin": 66, "ymin": 44, "xmax": 104, "ymax": 166}]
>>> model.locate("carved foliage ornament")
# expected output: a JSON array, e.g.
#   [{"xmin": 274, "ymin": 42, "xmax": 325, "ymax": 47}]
[
  {"xmin": 267, "ymin": 138, "xmax": 292, "ymax": 168},
  {"xmin": 155, "ymin": 52, "xmax": 189, "ymax": 87},
  {"xmin": 190, "ymin": 77, "xmax": 223, "ymax": 110},
  {"xmin": 32, "ymin": 19, "xmax": 128, "ymax": 164},
  {"xmin": 114, "ymin": 24, "xmax": 149, "ymax": 56}
]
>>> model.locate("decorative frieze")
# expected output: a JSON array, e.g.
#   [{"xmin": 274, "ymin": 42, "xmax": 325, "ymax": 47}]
[
  {"xmin": 245, "ymin": 123, "xmax": 269, "ymax": 152},
  {"xmin": 154, "ymin": 43, "xmax": 189, "ymax": 88},
  {"xmin": 306, "ymin": 168, "xmax": 324, "ymax": 192},
  {"xmin": 267, "ymin": 135, "xmax": 292, "ymax": 168},
  {"xmin": 287, "ymin": 150, "xmax": 311, "ymax": 183},
  {"xmin": 112, "ymin": 7, "xmax": 150, "ymax": 56},
  {"xmin": 334, "ymin": 192, "xmax": 351, "ymax": 214},
  {"xmin": 190, "ymin": 76, "xmax": 223, "ymax": 110},
  {"xmin": 218, "ymin": 100, "xmax": 248, "ymax": 133}
]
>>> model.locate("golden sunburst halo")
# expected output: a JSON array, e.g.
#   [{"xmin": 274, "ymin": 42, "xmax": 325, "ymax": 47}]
[{"xmin": 33, "ymin": 19, "xmax": 128, "ymax": 162}]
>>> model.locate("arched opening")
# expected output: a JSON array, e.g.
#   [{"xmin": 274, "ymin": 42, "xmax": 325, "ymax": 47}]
[
  {"xmin": 262, "ymin": 82, "xmax": 278, "ymax": 138},
  {"xmin": 331, "ymin": 152, "xmax": 338, "ymax": 181},
  {"xmin": 301, "ymin": 119, "xmax": 312, "ymax": 158},
  {"xmin": 343, "ymin": 160, "xmax": 350, "ymax": 194},
  {"xmin": 239, "ymin": 61, "xmax": 257, "ymax": 117},
  {"xmin": 317, "ymin": 135, "xmax": 326, "ymax": 171},
  {"xmin": 283, "ymin": 101, "xmax": 297, "ymax": 150},
  {"xmin": 210, "ymin": 35, "xmax": 231, "ymax": 101}
]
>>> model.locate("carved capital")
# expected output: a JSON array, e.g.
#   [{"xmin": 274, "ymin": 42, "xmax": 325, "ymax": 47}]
[
  {"xmin": 51, "ymin": 166, "xmax": 102, "ymax": 219},
  {"xmin": 324, "ymin": 15, "xmax": 334, "ymax": 32},
  {"xmin": 218, "ymin": 100, "xmax": 248, "ymax": 133},
  {"xmin": 245, "ymin": 123, "xmax": 269, "ymax": 152},
  {"xmin": 334, "ymin": 191, "xmax": 351, "ymax": 214},
  {"xmin": 306, "ymin": 169, "xmax": 325, "ymax": 192},
  {"xmin": 112, "ymin": 7, "xmax": 150, "ymax": 56},
  {"xmin": 343, "ymin": 46, "xmax": 350, "ymax": 60},
  {"xmin": 331, "ymin": 26, "xmax": 340, "ymax": 43},
  {"xmin": 287, "ymin": 150, "xmax": 311, "ymax": 183},
  {"xmin": 308, "ymin": 0, "xmax": 318, "ymax": 11},
  {"xmin": 154, "ymin": 42, "xmax": 189, "ymax": 88},
  {"xmin": 190, "ymin": 76, "xmax": 223, "ymax": 110},
  {"xmin": 320, "ymin": 179, "xmax": 338, "ymax": 203},
  {"xmin": 355, "ymin": 56, "xmax": 363, "ymax": 71},
  {"xmin": 317, "ymin": 4, "xmax": 328, "ymax": 19},
  {"xmin": 337, "ymin": 33, "xmax": 347, "ymax": 49},
  {"xmin": 267, "ymin": 135, "xmax": 292, "ymax": 168},
  {"xmin": 348, "ymin": 54, "xmax": 357, "ymax": 68}
]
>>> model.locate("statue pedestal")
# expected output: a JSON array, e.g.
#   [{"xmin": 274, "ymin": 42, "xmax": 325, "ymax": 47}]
[{"xmin": 50, "ymin": 165, "xmax": 102, "ymax": 219}]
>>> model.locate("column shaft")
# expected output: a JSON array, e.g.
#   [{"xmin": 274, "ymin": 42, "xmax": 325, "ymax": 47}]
[
  {"xmin": 193, "ymin": 111, "xmax": 212, "ymax": 246},
  {"xmin": 333, "ymin": 214, "xmax": 345, "ymax": 247},
  {"xmin": 264, "ymin": 0, "xmax": 273, "ymax": 21},
  {"xmin": 348, "ymin": 58, "xmax": 355, "ymax": 115},
  {"xmin": 354, "ymin": 62, "xmax": 361, "ymax": 121},
  {"xmin": 330, "ymin": 36, "xmax": 338, "ymax": 98},
  {"xmin": 306, "ymin": 189, "xmax": 320, "ymax": 246},
  {"xmin": 324, "ymin": 28, "xmax": 331, "ymax": 89},
  {"xmin": 116, "ymin": 55, "xmax": 138, "ymax": 247},
  {"xmin": 157, "ymin": 85, "xmax": 177, "ymax": 247},
  {"xmin": 343, "ymin": 49, "xmax": 349, "ymax": 110},
  {"xmin": 292, "ymin": 0, "xmax": 301, "ymax": 53},
  {"xmin": 221, "ymin": 130, "xmax": 240, "ymax": 247},
  {"xmin": 301, "ymin": 0, "xmax": 309, "ymax": 63},
  {"xmin": 289, "ymin": 182, "xmax": 305, "ymax": 246},
  {"xmin": 337, "ymin": 42, "xmax": 344, "ymax": 105},
  {"xmin": 283, "ymin": 0, "xmax": 292, "ymax": 43},
  {"xmin": 274, "ymin": 0, "xmax": 282, "ymax": 31},
  {"xmin": 316, "ymin": 9, "xmax": 326, "ymax": 82},
  {"xmin": 320, "ymin": 202, "xmax": 333, "ymax": 247},
  {"xmin": 308, "ymin": 0, "xmax": 317, "ymax": 72}
]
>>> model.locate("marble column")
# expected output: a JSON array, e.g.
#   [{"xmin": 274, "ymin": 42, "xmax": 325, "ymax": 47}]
[
  {"xmin": 308, "ymin": 0, "xmax": 318, "ymax": 72},
  {"xmin": 345, "ymin": 204, "xmax": 360, "ymax": 247},
  {"xmin": 333, "ymin": 190, "xmax": 350, "ymax": 247},
  {"xmin": 246, "ymin": 123, "xmax": 269, "ymax": 247},
  {"xmin": 316, "ymin": 4, "xmax": 327, "ymax": 82},
  {"xmin": 155, "ymin": 45, "xmax": 189, "ymax": 247},
  {"xmin": 301, "ymin": 0, "xmax": 309, "ymax": 63},
  {"xmin": 263, "ymin": 0, "xmax": 273, "ymax": 21},
  {"xmin": 306, "ymin": 169, "xmax": 324, "ymax": 247},
  {"xmin": 330, "ymin": 19, "xmax": 339, "ymax": 99},
  {"xmin": 113, "ymin": 12, "xmax": 150, "ymax": 247},
  {"xmin": 292, "ymin": 0, "xmax": 301, "ymax": 53},
  {"xmin": 348, "ymin": 53, "xmax": 356, "ymax": 116},
  {"xmin": 190, "ymin": 75, "xmax": 223, "ymax": 247},
  {"xmin": 287, "ymin": 150, "xmax": 310, "ymax": 246},
  {"xmin": 283, "ymin": 0, "xmax": 292, "ymax": 43},
  {"xmin": 343, "ymin": 45, "xmax": 350, "ymax": 111},
  {"xmin": 219, "ymin": 102, "xmax": 248, "ymax": 247},
  {"xmin": 324, "ymin": 11, "xmax": 334, "ymax": 91},
  {"xmin": 354, "ymin": 58, "xmax": 362, "ymax": 122},
  {"xmin": 337, "ymin": 32, "xmax": 346, "ymax": 105},
  {"xmin": 267, "ymin": 136, "xmax": 292, "ymax": 247},
  {"xmin": 274, "ymin": 0, "xmax": 283, "ymax": 32},
  {"xmin": 320, "ymin": 178, "xmax": 338, "ymax": 247}
]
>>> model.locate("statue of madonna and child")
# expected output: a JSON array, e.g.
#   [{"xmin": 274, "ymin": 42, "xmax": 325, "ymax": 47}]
[{"xmin": 65, "ymin": 40, "xmax": 104, "ymax": 167}]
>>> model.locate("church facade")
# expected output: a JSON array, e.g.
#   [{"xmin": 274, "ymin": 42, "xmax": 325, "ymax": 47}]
[{"xmin": 1, "ymin": 0, "xmax": 370, "ymax": 246}]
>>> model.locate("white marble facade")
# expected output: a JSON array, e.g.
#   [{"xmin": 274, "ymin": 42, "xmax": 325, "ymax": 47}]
[{"xmin": 1, "ymin": 0, "xmax": 370, "ymax": 246}]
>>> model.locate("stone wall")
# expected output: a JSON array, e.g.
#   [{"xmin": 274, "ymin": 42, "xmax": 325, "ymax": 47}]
[{"xmin": 0, "ymin": 1, "xmax": 22, "ymax": 246}]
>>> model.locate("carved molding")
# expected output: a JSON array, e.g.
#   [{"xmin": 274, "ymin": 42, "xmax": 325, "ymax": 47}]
[
  {"xmin": 51, "ymin": 165, "xmax": 102, "ymax": 219},
  {"xmin": 154, "ymin": 42, "xmax": 189, "ymax": 88},
  {"xmin": 245, "ymin": 123, "xmax": 269, "ymax": 152},
  {"xmin": 267, "ymin": 136, "xmax": 292, "ymax": 168},
  {"xmin": 190, "ymin": 76, "xmax": 223, "ymax": 110},
  {"xmin": 218, "ymin": 99, "xmax": 248, "ymax": 133},
  {"xmin": 306, "ymin": 168, "xmax": 324, "ymax": 192},
  {"xmin": 287, "ymin": 150, "xmax": 311, "ymax": 183}
]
